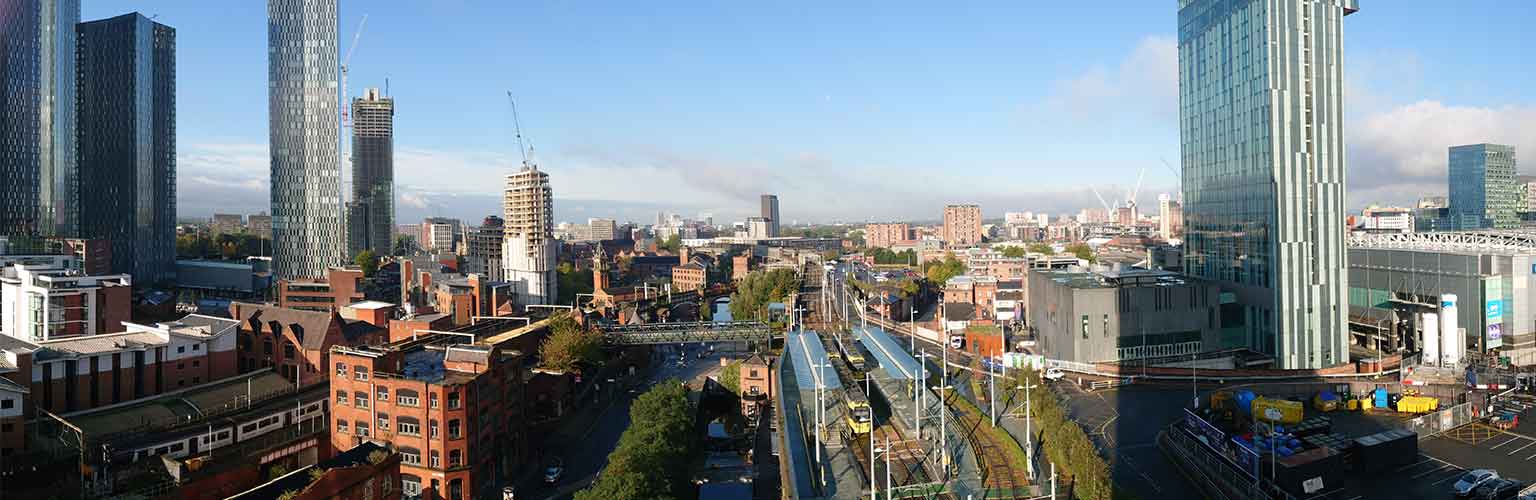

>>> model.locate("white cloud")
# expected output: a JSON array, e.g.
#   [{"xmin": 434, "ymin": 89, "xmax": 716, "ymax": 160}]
[
  {"xmin": 1347, "ymin": 101, "xmax": 1536, "ymax": 207},
  {"xmin": 1037, "ymin": 35, "xmax": 1178, "ymax": 122}
]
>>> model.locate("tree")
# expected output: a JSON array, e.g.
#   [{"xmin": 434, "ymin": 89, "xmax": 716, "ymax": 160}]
[
  {"xmin": 557, "ymin": 262, "xmax": 595, "ymax": 306},
  {"xmin": 537, "ymin": 314, "xmax": 603, "ymax": 372},
  {"xmin": 576, "ymin": 381, "xmax": 695, "ymax": 500},
  {"xmin": 999, "ymin": 246, "xmax": 1027, "ymax": 258},
  {"xmin": 354, "ymin": 249, "xmax": 378, "ymax": 277},
  {"xmin": 1065, "ymin": 242, "xmax": 1096, "ymax": 263},
  {"xmin": 1027, "ymin": 242, "xmax": 1054, "ymax": 255},
  {"xmin": 391, "ymin": 234, "xmax": 419, "ymax": 256},
  {"xmin": 719, "ymin": 361, "xmax": 742, "ymax": 395},
  {"xmin": 658, "ymin": 234, "xmax": 682, "ymax": 253},
  {"xmin": 729, "ymin": 268, "xmax": 798, "ymax": 321},
  {"xmin": 896, "ymin": 278, "xmax": 921, "ymax": 298},
  {"xmin": 922, "ymin": 252, "xmax": 966, "ymax": 285}
]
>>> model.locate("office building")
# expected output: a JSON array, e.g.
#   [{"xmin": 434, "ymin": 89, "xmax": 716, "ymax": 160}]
[
  {"xmin": 247, "ymin": 212, "xmax": 272, "ymax": 237},
  {"xmin": 760, "ymin": 194, "xmax": 780, "ymax": 237},
  {"xmin": 211, "ymin": 214, "xmax": 244, "ymax": 235},
  {"xmin": 1357, "ymin": 206, "xmax": 1414, "ymax": 233},
  {"xmin": 942, "ymin": 204, "xmax": 983, "ymax": 247},
  {"xmin": 348, "ymin": 88, "xmax": 395, "ymax": 257},
  {"xmin": 587, "ymin": 218, "xmax": 618, "ymax": 241},
  {"xmin": 1158, "ymin": 194, "xmax": 1183, "ymax": 240},
  {"xmin": 1, "ymin": 0, "xmax": 80, "ymax": 244},
  {"xmin": 422, "ymin": 217, "xmax": 462, "ymax": 254},
  {"xmin": 466, "ymin": 216, "xmax": 505, "ymax": 280},
  {"xmin": 268, "ymin": 0, "xmax": 343, "ymax": 280},
  {"xmin": 276, "ymin": 266, "xmax": 365, "ymax": 313},
  {"xmin": 502, "ymin": 166, "xmax": 557, "ymax": 306},
  {"xmin": 1448, "ymin": 144, "xmax": 1518, "ymax": 230},
  {"xmin": 1, "ymin": 262, "xmax": 131, "ymax": 342},
  {"xmin": 1029, "ymin": 267, "xmax": 1220, "ymax": 364},
  {"xmin": 75, "ymin": 13, "xmax": 177, "ymax": 284},
  {"xmin": 864, "ymin": 223, "xmax": 910, "ymax": 249},
  {"xmin": 1179, "ymin": 0, "xmax": 1357, "ymax": 368},
  {"xmin": 745, "ymin": 217, "xmax": 773, "ymax": 240}
]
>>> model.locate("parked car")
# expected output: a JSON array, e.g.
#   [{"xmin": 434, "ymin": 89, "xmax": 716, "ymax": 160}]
[
  {"xmin": 1473, "ymin": 478, "xmax": 1524, "ymax": 500},
  {"xmin": 543, "ymin": 458, "xmax": 564, "ymax": 484},
  {"xmin": 1454, "ymin": 470, "xmax": 1500, "ymax": 498},
  {"xmin": 1044, "ymin": 367, "xmax": 1066, "ymax": 382}
]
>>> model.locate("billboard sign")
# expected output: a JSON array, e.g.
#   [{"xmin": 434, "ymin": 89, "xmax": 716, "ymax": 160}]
[{"xmin": 1486, "ymin": 279, "xmax": 1505, "ymax": 349}]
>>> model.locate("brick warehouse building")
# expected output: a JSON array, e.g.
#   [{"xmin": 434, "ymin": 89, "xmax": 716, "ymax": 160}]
[
  {"xmin": 330, "ymin": 334, "xmax": 529, "ymax": 500},
  {"xmin": 231, "ymin": 302, "xmax": 387, "ymax": 386}
]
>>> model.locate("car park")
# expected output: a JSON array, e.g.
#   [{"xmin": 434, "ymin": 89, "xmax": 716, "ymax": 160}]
[
  {"xmin": 1456, "ymin": 470, "xmax": 1501, "ymax": 498},
  {"xmin": 1474, "ymin": 478, "xmax": 1525, "ymax": 500}
]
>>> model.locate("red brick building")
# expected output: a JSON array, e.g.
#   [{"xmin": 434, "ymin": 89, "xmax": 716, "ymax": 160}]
[
  {"xmin": 671, "ymin": 262, "xmax": 706, "ymax": 293},
  {"xmin": 0, "ymin": 262, "xmax": 131, "ymax": 341},
  {"xmin": 864, "ymin": 222, "xmax": 911, "ymax": 249},
  {"xmin": 228, "ymin": 442, "xmax": 402, "ymax": 500},
  {"xmin": 738, "ymin": 353, "xmax": 772, "ymax": 418},
  {"xmin": 230, "ymin": 303, "xmax": 387, "ymax": 386},
  {"xmin": 330, "ymin": 335, "xmax": 529, "ymax": 500},
  {"xmin": 276, "ymin": 267, "xmax": 365, "ymax": 313}
]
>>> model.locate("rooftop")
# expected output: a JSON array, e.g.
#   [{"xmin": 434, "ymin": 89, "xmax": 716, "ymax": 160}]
[
  {"xmin": 346, "ymin": 300, "xmax": 395, "ymax": 310},
  {"xmin": 66, "ymin": 370, "xmax": 295, "ymax": 439},
  {"xmin": 1348, "ymin": 230, "xmax": 1536, "ymax": 256}
]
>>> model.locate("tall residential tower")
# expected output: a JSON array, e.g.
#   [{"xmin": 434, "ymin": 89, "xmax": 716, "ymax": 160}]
[
  {"xmin": 75, "ymin": 13, "xmax": 177, "ymax": 284},
  {"xmin": 1179, "ymin": 0, "xmax": 1357, "ymax": 369},
  {"xmin": 1448, "ymin": 144, "xmax": 1518, "ymax": 230},
  {"xmin": 1, "ymin": 0, "xmax": 80, "ymax": 244},
  {"xmin": 760, "ymin": 194, "xmax": 780, "ymax": 237},
  {"xmin": 942, "ymin": 204, "xmax": 983, "ymax": 247},
  {"xmin": 268, "ymin": 0, "xmax": 343, "ymax": 279},
  {"xmin": 347, "ymin": 87, "xmax": 395, "ymax": 257},
  {"xmin": 502, "ymin": 166, "xmax": 556, "ymax": 306}
]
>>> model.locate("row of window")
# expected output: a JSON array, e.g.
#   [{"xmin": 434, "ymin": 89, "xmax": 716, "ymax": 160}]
[
  {"xmin": 335, "ymin": 415, "xmax": 461, "ymax": 439},
  {"xmin": 395, "ymin": 446, "xmax": 463, "ymax": 468}
]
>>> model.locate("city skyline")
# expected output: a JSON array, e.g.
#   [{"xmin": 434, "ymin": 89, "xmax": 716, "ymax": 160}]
[{"xmin": 80, "ymin": 1, "xmax": 1536, "ymax": 226}]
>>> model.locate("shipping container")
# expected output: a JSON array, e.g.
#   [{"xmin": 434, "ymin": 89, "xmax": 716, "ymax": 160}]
[
  {"xmin": 1253, "ymin": 397, "xmax": 1304, "ymax": 424},
  {"xmin": 1273, "ymin": 446, "xmax": 1344, "ymax": 497}
]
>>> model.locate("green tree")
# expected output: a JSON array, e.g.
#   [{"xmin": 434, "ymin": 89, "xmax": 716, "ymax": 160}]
[
  {"xmin": 729, "ymin": 268, "xmax": 798, "ymax": 321},
  {"xmin": 1027, "ymin": 242, "xmax": 1054, "ymax": 255},
  {"xmin": 577, "ymin": 381, "xmax": 695, "ymax": 500},
  {"xmin": 537, "ymin": 314, "xmax": 603, "ymax": 372},
  {"xmin": 1065, "ymin": 242, "xmax": 1096, "ymax": 263},
  {"xmin": 353, "ymin": 249, "xmax": 378, "ymax": 277},
  {"xmin": 658, "ymin": 234, "xmax": 682, "ymax": 253},
  {"xmin": 556, "ymin": 262, "xmax": 594, "ymax": 305},
  {"xmin": 719, "ymin": 361, "xmax": 742, "ymax": 394},
  {"xmin": 896, "ymin": 278, "xmax": 921, "ymax": 298},
  {"xmin": 999, "ymin": 246, "xmax": 1027, "ymax": 258},
  {"xmin": 922, "ymin": 252, "xmax": 966, "ymax": 285}
]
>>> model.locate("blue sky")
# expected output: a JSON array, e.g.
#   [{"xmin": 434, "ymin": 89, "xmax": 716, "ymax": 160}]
[{"xmin": 86, "ymin": 1, "xmax": 1536, "ymax": 224}]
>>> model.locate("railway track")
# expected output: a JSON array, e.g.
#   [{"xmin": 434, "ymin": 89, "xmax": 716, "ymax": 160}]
[{"xmin": 946, "ymin": 388, "xmax": 1032, "ymax": 497}]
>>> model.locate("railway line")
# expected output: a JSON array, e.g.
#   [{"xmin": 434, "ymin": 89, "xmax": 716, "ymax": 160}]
[{"xmin": 946, "ymin": 387, "xmax": 1032, "ymax": 497}]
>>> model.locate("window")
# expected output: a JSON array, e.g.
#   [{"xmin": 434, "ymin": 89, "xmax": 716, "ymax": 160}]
[
  {"xmin": 377, "ymin": 387, "xmax": 389, "ymax": 401},
  {"xmin": 447, "ymin": 419, "xmax": 461, "ymax": 439},
  {"xmin": 192, "ymin": 376, "xmax": 201, "ymax": 384},
  {"xmin": 355, "ymin": 366, "xmax": 369, "ymax": 381},
  {"xmin": 402, "ymin": 475, "xmax": 422, "ymax": 498},
  {"xmin": 263, "ymin": 340, "xmax": 272, "ymax": 355},
  {"xmin": 750, "ymin": 369, "xmax": 759, "ymax": 378},
  {"xmin": 193, "ymin": 344, "xmax": 200, "ymax": 351},
  {"xmin": 283, "ymin": 344, "xmax": 295, "ymax": 358},
  {"xmin": 336, "ymin": 419, "xmax": 349, "ymax": 433},
  {"xmin": 397, "ymin": 389, "xmax": 420, "ymax": 407},
  {"xmin": 398, "ymin": 417, "xmax": 421, "ymax": 436},
  {"xmin": 447, "ymin": 391, "xmax": 460, "ymax": 409},
  {"xmin": 429, "ymin": 450, "xmax": 441, "ymax": 468},
  {"xmin": 448, "ymin": 449, "xmax": 462, "ymax": 467},
  {"xmin": 177, "ymin": 362, "xmax": 185, "ymax": 370},
  {"xmin": 354, "ymin": 392, "xmax": 369, "ymax": 409},
  {"xmin": 355, "ymin": 421, "xmax": 370, "ymax": 437},
  {"xmin": 0, "ymin": 399, "xmax": 12, "ymax": 410},
  {"xmin": 335, "ymin": 363, "xmax": 347, "ymax": 376},
  {"xmin": 177, "ymin": 346, "xmax": 185, "ymax": 354},
  {"xmin": 429, "ymin": 392, "xmax": 440, "ymax": 409},
  {"xmin": 192, "ymin": 360, "xmax": 200, "ymax": 368},
  {"xmin": 1103, "ymin": 314, "xmax": 1110, "ymax": 338},
  {"xmin": 750, "ymin": 385, "xmax": 761, "ymax": 395},
  {"xmin": 1081, "ymin": 315, "xmax": 1089, "ymax": 339},
  {"xmin": 377, "ymin": 413, "xmax": 390, "ymax": 432},
  {"xmin": 430, "ymin": 420, "xmax": 440, "ymax": 438},
  {"xmin": 399, "ymin": 447, "xmax": 421, "ymax": 465}
]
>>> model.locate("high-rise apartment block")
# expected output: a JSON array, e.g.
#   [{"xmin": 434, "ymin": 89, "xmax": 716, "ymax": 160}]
[
  {"xmin": 942, "ymin": 204, "xmax": 983, "ymax": 247},
  {"xmin": 268, "ymin": 0, "xmax": 343, "ymax": 280},
  {"xmin": 1158, "ymin": 194, "xmax": 1183, "ymax": 240},
  {"xmin": 75, "ymin": 13, "xmax": 177, "ymax": 284},
  {"xmin": 1448, "ymin": 144, "xmax": 1518, "ymax": 230},
  {"xmin": 1, "ymin": 0, "xmax": 80, "ymax": 246},
  {"xmin": 586, "ymin": 218, "xmax": 618, "ymax": 242},
  {"xmin": 502, "ymin": 166, "xmax": 557, "ymax": 306},
  {"xmin": 1179, "ymin": 0, "xmax": 1356, "ymax": 369},
  {"xmin": 1, "ymin": 262, "xmax": 131, "ymax": 342},
  {"xmin": 760, "ymin": 194, "xmax": 780, "ymax": 237},
  {"xmin": 348, "ymin": 88, "xmax": 395, "ymax": 257},
  {"xmin": 466, "ymin": 216, "xmax": 504, "ymax": 281},
  {"xmin": 865, "ymin": 223, "xmax": 911, "ymax": 249}
]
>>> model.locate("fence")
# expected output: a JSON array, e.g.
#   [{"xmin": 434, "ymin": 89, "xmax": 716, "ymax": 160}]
[
  {"xmin": 1402, "ymin": 402, "xmax": 1478, "ymax": 439},
  {"xmin": 1116, "ymin": 341, "xmax": 1203, "ymax": 362}
]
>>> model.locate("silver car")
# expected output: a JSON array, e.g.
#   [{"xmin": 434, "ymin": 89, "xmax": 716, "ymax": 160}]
[{"xmin": 1454, "ymin": 469, "xmax": 1499, "ymax": 498}]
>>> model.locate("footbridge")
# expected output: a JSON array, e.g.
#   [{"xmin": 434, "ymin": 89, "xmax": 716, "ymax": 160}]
[{"xmin": 599, "ymin": 320, "xmax": 778, "ymax": 346}]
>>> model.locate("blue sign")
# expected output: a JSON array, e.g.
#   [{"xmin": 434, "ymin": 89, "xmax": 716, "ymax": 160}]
[{"xmin": 1488, "ymin": 301, "xmax": 1503, "ymax": 319}]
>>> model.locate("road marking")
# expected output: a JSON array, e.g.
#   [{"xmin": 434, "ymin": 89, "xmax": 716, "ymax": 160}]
[
  {"xmin": 1433, "ymin": 471, "xmax": 1466, "ymax": 486},
  {"xmin": 1412, "ymin": 464, "xmax": 1451, "ymax": 479},
  {"xmin": 1491, "ymin": 436, "xmax": 1523, "ymax": 449},
  {"xmin": 1511, "ymin": 439, "xmax": 1536, "ymax": 455},
  {"xmin": 1395, "ymin": 457, "xmax": 1435, "ymax": 472}
]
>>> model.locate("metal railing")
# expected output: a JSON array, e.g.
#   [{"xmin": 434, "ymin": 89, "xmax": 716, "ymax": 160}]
[
  {"xmin": 1116, "ymin": 341, "xmax": 1203, "ymax": 362},
  {"xmin": 1402, "ymin": 401, "xmax": 1478, "ymax": 439}
]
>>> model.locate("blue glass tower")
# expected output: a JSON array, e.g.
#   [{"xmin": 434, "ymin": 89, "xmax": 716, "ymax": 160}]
[
  {"xmin": 1448, "ymin": 144, "xmax": 1518, "ymax": 230},
  {"xmin": 0, "ymin": 0, "xmax": 80, "ymax": 246}
]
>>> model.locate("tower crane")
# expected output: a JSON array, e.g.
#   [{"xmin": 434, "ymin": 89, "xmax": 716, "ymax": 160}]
[
  {"xmin": 340, "ymin": 14, "xmax": 368, "ymax": 128},
  {"xmin": 507, "ymin": 91, "xmax": 531, "ymax": 166}
]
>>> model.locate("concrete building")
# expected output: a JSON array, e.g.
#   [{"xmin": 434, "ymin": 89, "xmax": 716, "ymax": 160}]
[
  {"xmin": 502, "ymin": 166, "xmax": 557, "ymax": 306},
  {"xmin": 1, "ymin": 263, "xmax": 131, "ymax": 342},
  {"xmin": 465, "ymin": 216, "xmax": 505, "ymax": 281},
  {"xmin": 75, "ymin": 12, "xmax": 177, "ymax": 285},
  {"xmin": 760, "ymin": 194, "xmax": 780, "ymax": 237},
  {"xmin": 1347, "ymin": 231, "xmax": 1536, "ymax": 363},
  {"xmin": 0, "ymin": 0, "xmax": 79, "ymax": 243},
  {"xmin": 944, "ymin": 275, "xmax": 998, "ymax": 321},
  {"xmin": 268, "ymin": 0, "xmax": 343, "ymax": 280},
  {"xmin": 864, "ymin": 222, "xmax": 910, "ymax": 249},
  {"xmin": 1357, "ymin": 206, "xmax": 1414, "ymax": 233},
  {"xmin": 330, "ymin": 334, "xmax": 528, "ymax": 500},
  {"xmin": 1029, "ymin": 267, "xmax": 1220, "ymax": 364},
  {"xmin": 738, "ymin": 353, "xmax": 771, "ymax": 419},
  {"xmin": 746, "ymin": 217, "xmax": 773, "ymax": 240},
  {"xmin": 348, "ymin": 88, "xmax": 395, "ymax": 257},
  {"xmin": 51, "ymin": 238, "xmax": 112, "ymax": 276},
  {"xmin": 276, "ymin": 267, "xmax": 365, "ymax": 313},
  {"xmin": 732, "ymin": 254, "xmax": 753, "ymax": 282},
  {"xmin": 1158, "ymin": 194, "xmax": 1183, "ymax": 240},
  {"xmin": 1178, "ymin": 0, "xmax": 1357, "ymax": 369},
  {"xmin": 227, "ymin": 442, "xmax": 401, "ymax": 500},
  {"xmin": 943, "ymin": 204, "xmax": 983, "ymax": 247},
  {"xmin": 1448, "ymin": 144, "xmax": 1519, "ymax": 230},
  {"xmin": 212, "ymin": 214, "xmax": 245, "ymax": 235},
  {"xmin": 587, "ymin": 218, "xmax": 618, "ymax": 241},
  {"xmin": 248, "ymin": 213, "xmax": 273, "ymax": 237},
  {"xmin": 421, "ymin": 217, "xmax": 462, "ymax": 254},
  {"xmin": 26, "ymin": 315, "xmax": 239, "ymax": 414}
]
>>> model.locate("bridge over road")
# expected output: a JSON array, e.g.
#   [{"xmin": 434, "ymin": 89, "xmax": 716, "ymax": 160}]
[{"xmin": 599, "ymin": 320, "xmax": 779, "ymax": 346}]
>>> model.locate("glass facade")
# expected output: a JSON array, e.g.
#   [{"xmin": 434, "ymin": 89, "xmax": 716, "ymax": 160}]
[
  {"xmin": 348, "ymin": 89, "xmax": 394, "ymax": 257},
  {"xmin": 1, "ymin": 0, "xmax": 80, "ymax": 244},
  {"xmin": 75, "ymin": 13, "xmax": 177, "ymax": 284},
  {"xmin": 269, "ymin": 0, "xmax": 344, "ymax": 279},
  {"xmin": 1179, "ymin": 0, "xmax": 1356, "ymax": 368},
  {"xmin": 1448, "ymin": 144, "xmax": 1518, "ymax": 230}
]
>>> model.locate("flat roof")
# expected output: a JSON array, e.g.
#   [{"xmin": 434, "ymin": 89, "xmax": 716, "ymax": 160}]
[
  {"xmin": 67, "ymin": 370, "xmax": 294, "ymax": 438},
  {"xmin": 786, "ymin": 330, "xmax": 838, "ymax": 391},
  {"xmin": 346, "ymin": 300, "xmax": 395, "ymax": 310},
  {"xmin": 855, "ymin": 325, "xmax": 919, "ymax": 381}
]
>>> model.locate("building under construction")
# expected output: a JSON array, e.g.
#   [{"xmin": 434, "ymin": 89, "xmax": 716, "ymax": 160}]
[{"xmin": 501, "ymin": 165, "xmax": 556, "ymax": 306}]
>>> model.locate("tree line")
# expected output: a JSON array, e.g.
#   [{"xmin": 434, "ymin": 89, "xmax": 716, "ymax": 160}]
[{"xmin": 574, "ymin": 381, "xmax": 696, "ymax": 500}]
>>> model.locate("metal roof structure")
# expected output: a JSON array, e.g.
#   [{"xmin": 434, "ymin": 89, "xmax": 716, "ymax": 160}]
[
  {"xmin": 600, "ymin": 320, "xmax": 774, "ymax": 346},
  {"xmin": 786, "ymin": 329, "xmax": 839, "ymax": 391},
  {"xmin": 855, "ymin": 325, "xmax": 919, "ymax": 381},
  {"xmin": 1348, "ymin": 230, "xmax": 1536, "ymax": 255}
]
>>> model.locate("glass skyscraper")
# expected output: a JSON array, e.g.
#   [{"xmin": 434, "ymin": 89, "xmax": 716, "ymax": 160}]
[
  {"xmin": 268, "ymin": 0, "xmax": 344, "ymax": 280},
  {"xmin": 75, "ymin": 13, "xmax": 177, "ymax": 285},
  {"xmin": 1448, "ymin": 144, "xmax": 1518, "ymax": 230},
  {"xmin": 1, "ymin": 0, "xmax": 80, "ymax": 246},
  {"xmin": 1179, "ymin": 0, "xmax": 1357, "ymax": 369},
  {"xmin": 347, "ymin": 88, "xmax": 394, "ymax": 258}
]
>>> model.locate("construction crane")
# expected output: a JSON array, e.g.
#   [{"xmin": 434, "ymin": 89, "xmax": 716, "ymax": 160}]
[
  {"xmin": 507, "ymin": 91, "xmax": 531, "ymax": 166},
  {"xmin": 340, "ymin": 14, "xmax": 369, "ymax": 128},
  {"xmin": 1160, "ymin": 157, "xmax": 1183, "ymax": 202}
]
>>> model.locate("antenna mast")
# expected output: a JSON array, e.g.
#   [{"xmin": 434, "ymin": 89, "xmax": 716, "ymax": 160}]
[{"xmin": 507, "ymin": 91, "xmax": 528, "ymax": 165}]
